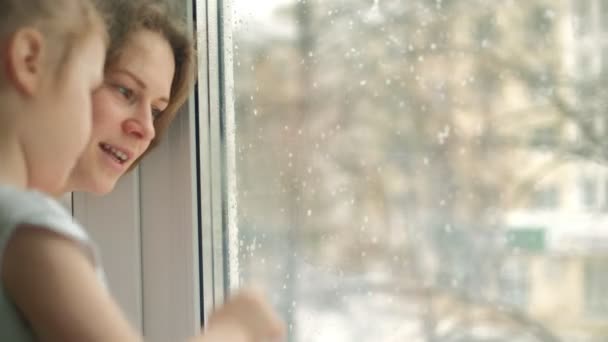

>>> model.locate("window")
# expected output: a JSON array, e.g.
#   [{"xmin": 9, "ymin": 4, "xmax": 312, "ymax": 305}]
[
  {"xmin": 499, "ymin": 257, "xmax": 530, "ymax": 309},
  {"xmin": 580, "ymin": 175, "xmax": 598, "ymax": 210},
  {"xmin": 527, "ymin": 5, "xmax": 555, "ymax": 50},
  {"xmin": 577, "ymin": 51, "xmax": 597, "ymax": 77},
  {"xmin": 220, "ymin": 0, "xmax": 608, "ymax": 341},
  {"xmin": 530, "ymin": 126, "xmax": 559, "ymax": 149},
  {"xmin": 531, "ymin": 185, "xmax": 559, "ymax": 209},
  {"xmin": 585, "ymin": 258, "xmax": 608, "ymax": 317},
  {"xmin": 572, "ymin": 0, "xmax": 608, "ymax": 78},
  {"xmin": 574, "ymin": 0, "xmax": 593, "ymax": 36},
  {"xmin": 602, "ymin": 0, "xmax": 608, "ymax": 32},
  {"xmin": 604, "ymin": 178, "xmax": 608, "ymax": 211}
]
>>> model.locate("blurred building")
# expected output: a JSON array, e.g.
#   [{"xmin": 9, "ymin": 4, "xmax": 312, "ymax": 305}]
[{"xmin": 500, "ymin": 2, "xmax": 608, "ymax": 340}]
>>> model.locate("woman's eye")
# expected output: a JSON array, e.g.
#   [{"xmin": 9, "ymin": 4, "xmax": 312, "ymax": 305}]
[
  {"xmin": 151, "ymin": 108, "xmax": 163, "ymax": 120},
  {"xmin": 116, "ymin": 85, "xmax": 133, "ymax": 100}
]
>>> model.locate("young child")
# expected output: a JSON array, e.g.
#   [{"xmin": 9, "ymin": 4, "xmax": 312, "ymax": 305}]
[
  {"xmin": 0, "ymin": 0, "xmax": 284, "ymax": 340},
  {"xmin": 0, "ymin": 0, "xmax": 107, "ymax": 340}
]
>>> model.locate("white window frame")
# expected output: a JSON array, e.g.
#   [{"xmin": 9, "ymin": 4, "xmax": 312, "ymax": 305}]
[{"xmin": 196, "ymin": 0, "xmax": 236, "ymax": 323}]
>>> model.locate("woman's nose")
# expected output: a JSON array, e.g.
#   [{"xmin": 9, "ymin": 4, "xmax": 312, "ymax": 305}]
[{"xmin": 123, "ymin": 105, "xmax": 156, "ymax": 141}]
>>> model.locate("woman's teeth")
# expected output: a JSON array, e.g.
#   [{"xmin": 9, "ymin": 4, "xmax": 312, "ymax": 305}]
[{"xmin": 101, "ymin": 143, "xmax": 128, "ymax": 163}]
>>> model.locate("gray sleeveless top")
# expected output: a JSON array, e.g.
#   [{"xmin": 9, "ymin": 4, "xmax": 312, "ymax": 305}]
[{"xmin": 0, "ymin": 184, "xmax": 106, "ymax": 341}]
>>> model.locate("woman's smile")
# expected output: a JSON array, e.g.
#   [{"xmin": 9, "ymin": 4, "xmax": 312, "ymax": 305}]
[{"xmin": 99, "ymin": 142, "xmax": 132, "ymax": 168}]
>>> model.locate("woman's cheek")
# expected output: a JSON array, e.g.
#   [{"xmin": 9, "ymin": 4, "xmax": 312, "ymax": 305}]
[{"xmin": 92, "ymin": 92, "xmax": 122, "ymax": 126}]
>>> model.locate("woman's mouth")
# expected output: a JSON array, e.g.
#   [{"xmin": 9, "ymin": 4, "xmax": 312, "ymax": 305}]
[{"xmin": 99, "ymin": 142, "xmax": 131, "ymax": 165}]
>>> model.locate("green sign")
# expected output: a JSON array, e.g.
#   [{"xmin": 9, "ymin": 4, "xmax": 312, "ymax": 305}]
[{"xmin": 505, "ymin": 228, "xmax": 545, "ymax": 252}]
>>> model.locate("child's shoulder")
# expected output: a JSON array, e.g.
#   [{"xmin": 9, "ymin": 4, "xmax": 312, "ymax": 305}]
[
  {"xmin": 0, "ymin": 183, "xmax": 106, "ymax": 281},
  {"xmin": 0, "ymin": 186, "xmax": 116, "ymax": 341},
  {"xmin": 0, "ymin": 184, "xmax": 67, "ymax": 216},
  {"xmin": 0, "ymin": 184, "xmax": 87, "ymax": 242},
  {"xmin": 0, "ymin": 184, "xmax": 103, "ymax": 277},
  {"xmin": 0, "ymin": 185, "xmax": 105, "ymax": 341}
]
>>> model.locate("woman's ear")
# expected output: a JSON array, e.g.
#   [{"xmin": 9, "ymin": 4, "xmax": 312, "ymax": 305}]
[{"xmin": 5, "ymin": 28, "xmax": 46, "ymax": 96}]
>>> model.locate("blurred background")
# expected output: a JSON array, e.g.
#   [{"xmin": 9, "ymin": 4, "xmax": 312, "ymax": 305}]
[{"xmin": 228, "ymin": 0, "xmax": 608, "ymax": 341}]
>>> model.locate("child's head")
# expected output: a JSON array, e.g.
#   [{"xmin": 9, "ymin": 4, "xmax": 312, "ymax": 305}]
[{"xmin": 0, "ymin": 0, "xmax": 108, "ymax": 194}]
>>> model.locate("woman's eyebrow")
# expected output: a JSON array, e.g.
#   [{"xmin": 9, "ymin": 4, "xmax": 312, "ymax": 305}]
[
  {"xmin": 114, "ymin": 68, "xmax": 170, "ymax": 104},
  {"xmin": 114, "ymin": 69, "xmax": 147, "ymax": 90}
]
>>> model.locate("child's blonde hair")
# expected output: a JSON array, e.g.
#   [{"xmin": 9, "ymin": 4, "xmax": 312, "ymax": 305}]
[{"xmin": 0, "ymin": 0, "xmax": 107, "ymax": 86}]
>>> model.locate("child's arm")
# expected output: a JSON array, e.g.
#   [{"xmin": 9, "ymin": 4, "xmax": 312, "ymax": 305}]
[
  {"xmin": 2, "ymin": 225, "xmax": 286, "ymax": 342},
  {"xmin": 2, "ymin": 225, "xmax": 142, "ymax": 341}
]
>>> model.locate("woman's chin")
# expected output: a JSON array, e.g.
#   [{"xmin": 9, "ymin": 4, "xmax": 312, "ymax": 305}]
[
  {"xmin": 69, "ymin": 154, "xmax": 128, "ymax": 195},
  {"xmin": 71, "ymin": 174, "xmax": 119, "ymax": 195},
  {"xmin": 91, "ymin": 177, "xmax": 119, "ymax": 195}
]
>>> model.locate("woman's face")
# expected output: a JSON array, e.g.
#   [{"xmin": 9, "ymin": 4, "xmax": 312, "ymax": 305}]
[{"xmin": 67, "ymin": 29, "xmax": 175, "ymax": 194}]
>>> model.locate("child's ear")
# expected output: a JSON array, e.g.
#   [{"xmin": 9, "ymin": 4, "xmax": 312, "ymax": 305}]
[{"xmin": 5, "ymin": 28, "xmax": 46, "ymax": 96}]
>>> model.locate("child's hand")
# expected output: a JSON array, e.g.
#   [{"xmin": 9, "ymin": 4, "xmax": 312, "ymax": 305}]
[{"xmin": 197, "ymin": 288, "xmax": 286, "ymax": 342}]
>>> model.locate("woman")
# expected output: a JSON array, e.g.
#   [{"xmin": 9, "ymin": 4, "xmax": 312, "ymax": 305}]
[
  {"xmin": 66, "ymin": 0, "xmax": 192, "ymax": 194},
  {"xmin": 65, "ymin": 0, "xmax": 285, "ymax": 340}
]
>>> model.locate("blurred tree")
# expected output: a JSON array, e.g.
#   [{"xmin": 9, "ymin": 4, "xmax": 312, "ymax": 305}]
[{"xmin": 232, "ymin": 0, "xmax": 605, "ymax": 341}]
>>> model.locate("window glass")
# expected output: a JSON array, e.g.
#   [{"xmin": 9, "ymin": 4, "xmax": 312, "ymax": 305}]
[
  {"xmin": 228, "ymin": 0, "xmax": 608, "ymax": 340},
  {"xmin": 574, "ymin": 0, "xmax": 592, "ymax": 36},
  {"xmin": 602, "ymin": 0, "xmax": 608, "ymax": 32},
  {"xmin": 585, "ymin": 258, "xmax": 608, "ymax": 317}
]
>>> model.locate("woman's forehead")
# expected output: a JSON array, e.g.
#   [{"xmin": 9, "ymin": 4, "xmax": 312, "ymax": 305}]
[{"xmin": 109, "ymin": 30, "xmax": 175, "ymax": 98}]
